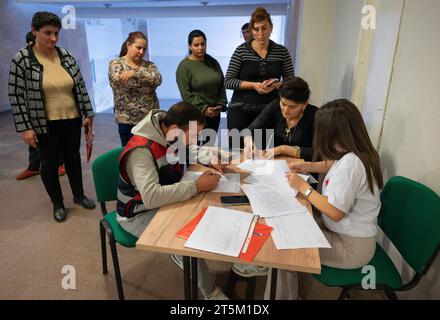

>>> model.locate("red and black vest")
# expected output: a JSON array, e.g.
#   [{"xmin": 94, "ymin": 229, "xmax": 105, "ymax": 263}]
[{"xmin": 116, "ymin": 135, "xmax": 183, "ymax": 219}]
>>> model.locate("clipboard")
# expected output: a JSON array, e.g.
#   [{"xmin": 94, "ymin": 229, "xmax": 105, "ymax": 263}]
[{"xmin": 176, "ymin": 208, "xmax": 272, "ymax": 262}]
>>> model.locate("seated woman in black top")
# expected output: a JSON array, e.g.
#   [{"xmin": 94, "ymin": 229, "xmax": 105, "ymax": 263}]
[{"xmin": 244, "ymin": 77, "xmax": 317, "ymax": 161}]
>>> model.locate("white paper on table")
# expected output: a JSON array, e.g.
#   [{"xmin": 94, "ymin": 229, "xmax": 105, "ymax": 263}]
[
  {"xmin": 181, "ymin": 171, "xmax": 241, "ymax": 193},
  {"xmin": 265, "ymin": 213, "xmax": 331, "ymax": 249},
  {"xmin": 184, "ymin": 206, "xmax": 254, "ymax": 257},
  {"xmin": 241, "ymin": 160, "xmax": 309, "ymax": 198},
  {"xmin": 243, "ymin": 174, "xmax": 260, "ymax": 184},
  {"xmin": 236, "ymin": 159, "xmax": 266, "ymax": 173},
  {"xmin": 241, "ymin": 183, "xmax": 309, "ymax": 218}
]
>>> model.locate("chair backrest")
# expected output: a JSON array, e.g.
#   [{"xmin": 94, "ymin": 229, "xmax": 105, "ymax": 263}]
[
  {"xmin": 92, "ymin": 147, "xmax": 124, "ymax": 203},
  {"xmin": 378, "ymin": 176, "xmax": 440, "ymax": 274}
]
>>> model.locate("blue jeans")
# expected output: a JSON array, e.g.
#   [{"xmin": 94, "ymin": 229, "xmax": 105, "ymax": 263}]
[{"xmin": 118, "ymin": 124, "xmax": 134, "ymax": 147}]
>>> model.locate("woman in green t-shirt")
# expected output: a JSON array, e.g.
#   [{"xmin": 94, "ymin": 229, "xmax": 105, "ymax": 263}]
[{"xmin": 176, "ymin": 30, "xmax": 227, "ymax": 145}]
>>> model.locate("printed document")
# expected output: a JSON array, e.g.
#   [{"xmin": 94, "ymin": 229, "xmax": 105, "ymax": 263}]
[
  {"xmin": 265, "ymin": 213, "xmax": 331, "ymax": 249},
  {"xmin": 184, "ymin": 206, "xmax": 254, "ymax": 257}
]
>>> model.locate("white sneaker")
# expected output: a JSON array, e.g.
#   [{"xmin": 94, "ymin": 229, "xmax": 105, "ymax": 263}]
[
  {"xmin": 232, "ymin": 263, "xmax": 269, "ymax": 277},
  {"xmin": 171, "ymin": 254, "xmax": 184, "ymax": 270},
  {"xmin": 203, "ymin": 287, "xmax": 229, "ymax": 300}
]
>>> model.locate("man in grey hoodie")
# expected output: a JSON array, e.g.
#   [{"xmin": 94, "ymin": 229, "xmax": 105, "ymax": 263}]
[{"xmin": 116, "ymin": 102, "xmax": 228, "ymax": 299}]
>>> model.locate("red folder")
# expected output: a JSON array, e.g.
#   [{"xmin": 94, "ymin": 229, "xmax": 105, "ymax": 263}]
[
  {"xmin": 176, "ymin": 208, "xmax": 272, "ymax": 262},
  {"xmin": 176, "ymin": 208, "xmax": 207, "ymax": 239}
]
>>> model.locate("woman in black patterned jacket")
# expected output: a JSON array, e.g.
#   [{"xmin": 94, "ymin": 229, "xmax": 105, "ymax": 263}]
[{"xmin": 9, "ymin": 11, "xmax": 96, "ymax": 223}]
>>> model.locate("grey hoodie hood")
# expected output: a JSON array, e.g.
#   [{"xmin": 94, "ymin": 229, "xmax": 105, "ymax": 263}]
[{"xmin": 131, "ymin": 110, "xmax": 168, "ymax": 147}]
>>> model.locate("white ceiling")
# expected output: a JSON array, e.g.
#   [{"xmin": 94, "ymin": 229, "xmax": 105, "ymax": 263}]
[{"xmin": 16, "ymin": 0, "xmax": 289, "ymax": 8}]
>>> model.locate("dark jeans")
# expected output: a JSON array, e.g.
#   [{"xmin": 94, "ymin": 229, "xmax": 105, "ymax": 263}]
[
  {"xmin": 37, "ymin": 118, "xmax": 84, "ymax": 207},
  {"xmin": 27, "ymin": 145, "xmax": 63, "ymax": 171},
  {"xmin": 200, "ymin": 115, "xmax": 221, "ymax": 146},
  {"xmin": 118, "ymin": 123, "xmax": 134, "ymax": 147},
  {"xmin": 227, "ymin": 107, "xmax": 266, "ymax": 149},
  {"xmin": 28, "ymin": 145, "xmax": 40, "ymax": 171}
]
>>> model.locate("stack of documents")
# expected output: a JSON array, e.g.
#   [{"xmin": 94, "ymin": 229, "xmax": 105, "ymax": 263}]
[
  {"xmin": 241, "ymin": 184, "xmax": 308, "ymax": 218},
  {"xmin": 184, "ymin": 206, "xmax": 255, "ymax": 257},
  {"xmin": 241, "ymin": 160, "xmax": 308, "ymax": 196},
  {"xmin": 238, "ymin": 159, "xmax": 331, "ymax": 250},
  {"xmin": 181, "ymin": 171, "xmax": 241, "ymax": 193}
]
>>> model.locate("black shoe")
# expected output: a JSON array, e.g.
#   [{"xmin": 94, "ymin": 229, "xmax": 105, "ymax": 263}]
[
  {"xmin": 53, "ymin": 205, "xmax": 67, "ymax": 223},
  {"xmin": 73, "ymin": 195, "xmax": 96, "ymax": 210}
]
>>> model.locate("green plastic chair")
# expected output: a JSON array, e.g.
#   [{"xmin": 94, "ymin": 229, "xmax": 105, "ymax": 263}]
[
  {"xmin": 92, "ymin": 147, "xmax": 138, "ymax": 300},
  {"xmin": 314, "ymin": 176, "xmax": 440, "ymax": 300}
]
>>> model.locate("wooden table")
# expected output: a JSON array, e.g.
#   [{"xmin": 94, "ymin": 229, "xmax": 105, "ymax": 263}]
[{"xmin": 136, "ymin": 162, "xmax": 321, "ymax": 299}]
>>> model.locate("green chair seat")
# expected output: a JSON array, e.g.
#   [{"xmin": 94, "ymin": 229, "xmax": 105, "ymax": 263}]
[
  {"xmin": 104, "ymin": 211, "xmax": 138, "ymax": 248},
  {"xmin": 314, "ymin": 243, "xmax": 403, "ymax": 290}
]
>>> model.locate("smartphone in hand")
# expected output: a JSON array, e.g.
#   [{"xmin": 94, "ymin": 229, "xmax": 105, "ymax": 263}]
[{"xmin": 265, "ymin": 78, "xmax": 279, "ymax": 86}]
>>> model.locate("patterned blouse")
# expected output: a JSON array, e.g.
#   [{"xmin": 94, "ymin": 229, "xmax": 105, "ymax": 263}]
[{"xmin": 109, "ymin": 57, "xmax": 162, "ymax": 125}]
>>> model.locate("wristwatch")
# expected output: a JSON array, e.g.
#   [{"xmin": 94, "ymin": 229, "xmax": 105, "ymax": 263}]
[{"xmin": 303, "ymin": 186, "xmax": 314, "ymax": 198}]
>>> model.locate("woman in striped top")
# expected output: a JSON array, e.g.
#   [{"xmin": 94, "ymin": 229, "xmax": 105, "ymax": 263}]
[{"xmin": 225, "ymin": 7, "xmax": 295, "ymax": 149}]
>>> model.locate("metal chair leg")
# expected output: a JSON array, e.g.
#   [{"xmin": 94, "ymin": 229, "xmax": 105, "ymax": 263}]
[
  {"xmin": 99, "ymin": 222, "xmax": 108, "ymax": 274},
  {"xmin": 191, "ymin": 257, "xmax": 198, "ymax": 300},
  {"xmin": 108, "ymin": 237, "xmax": 125, "ymax": 300},
  {"xmin": 270, "ymin": 268, "xmax": 278, "ymax": 300},
  {"xmin": 183, "ymin": 256, "xmax": 191, "ymax": 300}
]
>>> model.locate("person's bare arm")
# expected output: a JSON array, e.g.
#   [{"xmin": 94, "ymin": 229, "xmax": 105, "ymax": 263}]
[
  {"xmin": 287, "ymin": 173, "xmax": 345, "ymax": 222},
  {"xmin": 289, "ymin": 160, "xmax": 334, "ymax": 174}
]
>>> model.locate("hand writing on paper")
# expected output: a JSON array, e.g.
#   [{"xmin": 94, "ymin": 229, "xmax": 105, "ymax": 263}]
[
  {"xmin": 195, "ymin": 170, "xmax": 221, "ymax": 192},
  {"xmin": 286, "ymin": 172, "xmax": 309, "ymax": 192},
  {"xmin": 209, "ymin": 161, "xmax": 226, "ymax": 174}
]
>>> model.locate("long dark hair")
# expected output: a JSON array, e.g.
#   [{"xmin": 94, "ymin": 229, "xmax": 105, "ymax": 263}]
[
  {"xmin": 119, "ymin": 31, "xmax": 147, "ymax": 57},
  {"xmin": 187, "ymin": 29, "xmax": 219, "ymax": 70},
  {"xmin": 313, "ymin": 99, "xmax": 383, "ymax": 193}
]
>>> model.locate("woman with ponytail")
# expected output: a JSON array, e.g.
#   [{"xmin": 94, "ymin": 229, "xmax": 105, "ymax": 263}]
[
  {"xmin": 176, "ymin": 29, "xmax": 227, "ymax": 145},
  {"xmin": 109, "ymin": 31, "xmax": 162, "ymax": 146},
  {"xmin": 225, "ymin": 7, "xmax": 295, "ymax": 149}
]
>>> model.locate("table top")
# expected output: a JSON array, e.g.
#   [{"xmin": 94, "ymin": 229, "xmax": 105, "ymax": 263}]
[{"xmin": 136, "ymin": 161, "xmax": 321, "ymax": 274}]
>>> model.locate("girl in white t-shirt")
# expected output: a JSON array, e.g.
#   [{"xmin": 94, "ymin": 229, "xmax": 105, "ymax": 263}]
[{"xmin": 266, "ymin": 99, "xmax": 384, "ymax": 300}]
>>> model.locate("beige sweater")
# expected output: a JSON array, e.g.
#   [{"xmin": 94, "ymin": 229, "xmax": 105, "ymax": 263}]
[{"xmin": 34, "ymin": 49, "xmax": 79, "ymax": 120}]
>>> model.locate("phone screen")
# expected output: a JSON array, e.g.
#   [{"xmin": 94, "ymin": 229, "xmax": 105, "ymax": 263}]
[{"xmin": 220, "ymin": 195, "xmax": 250, "ymax": 205}]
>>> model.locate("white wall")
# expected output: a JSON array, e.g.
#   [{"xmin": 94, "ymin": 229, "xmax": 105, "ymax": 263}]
[
  {"xmin": 378, "ymin": 0, "xmax": 440, "ymax": 298},
  {"xmin": 294, "ymin": 0, "xmax": 440, "ymax": 299},
  {"xmin": 295, "ymin": 0, "xmax": 364, "ymax": 106},
  {"xmin": 323, "ymin": 0, "xmax": 364, "ymax": 102},
  {"xmin": 361, "ymin": 0, "xmax": 404, "ymax": 147},
  {"xmin": 294, "ymin": 0, "xmax": 335, "ymax": 106}
]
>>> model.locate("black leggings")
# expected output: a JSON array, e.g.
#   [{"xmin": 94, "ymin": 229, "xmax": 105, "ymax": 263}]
[{"xmin": 37, "ymin": 118, "xmax": 84, "ymax": 207}]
